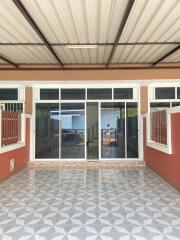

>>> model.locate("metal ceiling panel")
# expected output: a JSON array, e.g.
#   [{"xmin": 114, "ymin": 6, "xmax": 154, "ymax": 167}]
[
  {"xmin": 0, "ymin": 46, "xmax": 57, "ymax": 64},
  {"xmin": 22, "ymin": 0, "xmax": 129, "ymax": 43},
  {"xmin": 162, "ymin": 50, "xmax": 180, "ymax": 62},
  {"xmin": 53, "ymin": 46, "xmax": 112, "ymax": 64},
  {"xmin": 120, "ymin": 0, "xmax": 180, "ymax": 43},
  {"xmin": 0, "ymin": 59, "xmax": 6, "ymax": 64},
  {"xmin": 0, "ymin": 0, "xmax": 42, "ymax": 43},
  {"xmin": 112, "ymin": 44, "xmax": 178, "ymax": 63}
]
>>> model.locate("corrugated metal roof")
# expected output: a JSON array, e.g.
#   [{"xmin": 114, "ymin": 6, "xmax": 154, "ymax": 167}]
[
  {"xmin": 22, "ymin": 0, "xmax": 129, "ymax": 43},
  {"xmin": 53, "ymin": 46, "xmax": 112, "ymax": 64},
  {"xmin": 120, "ymin": 0, "xmax": 180, "ymax": 43},
  {"xmin": 0, "ymin": 46, "xmax": 57, "ymax": 64},
  {"xmin": 0, "ymin": 0, "xmax": 179, "ymax": 66},
  {"xmin": 0, "ymin": 59, "xmax": 6, "ymax": 64},
  {"xmin": 112, "ymin": 44, "xmax": 178, "ymax": 63},
  {"xmin": 162, "ymin": 50, "xmax": 180, "ymax": 62},
  {"xmin": 0, "ymin": 0, "xmax": 42, "ymax": 43}
]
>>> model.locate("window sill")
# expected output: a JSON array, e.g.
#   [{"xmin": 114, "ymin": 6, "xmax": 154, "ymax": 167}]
[
  {"xmin": 147, "ymin": 141, "xmax": 172, "ymax": 154},
  {"xmin": 0, "ymin": 142, "xmax": 25, "ymax": 154}
]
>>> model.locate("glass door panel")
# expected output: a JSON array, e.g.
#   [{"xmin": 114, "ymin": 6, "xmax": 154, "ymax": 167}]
[
  {"xmin": 86, "ymin": 102, "xmax": 99, "ymax": 159},
  {"xmin": 35, "ymin": 103, "xmax": 60, "ymax": 158},
  {"xmin": 126, "ymin": 102, "xmax": 138, "ymax": 158},
  {"xmin": 61, "ymin": 103, "xmax": 85, "ymax": 159},
  {"xmin": 101, "ymin": 102, "xmax": 125, "ymax": 159}
]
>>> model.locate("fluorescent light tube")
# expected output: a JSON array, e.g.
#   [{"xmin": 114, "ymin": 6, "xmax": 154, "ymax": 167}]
[{"xmin": 66, "ymin": 44, "xmax": 98, "ymax": 49}]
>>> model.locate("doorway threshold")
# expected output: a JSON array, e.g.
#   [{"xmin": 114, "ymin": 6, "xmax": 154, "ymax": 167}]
[
  {"xmin": 28, "ymin": 160, "xmax": 145, "ymax": 169},
  {"xmin": 86, "ymin": 159, "xmax": 99, "ymax": 162}
]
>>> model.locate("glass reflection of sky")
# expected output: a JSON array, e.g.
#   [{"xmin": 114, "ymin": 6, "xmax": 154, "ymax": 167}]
[{"xmin": 101, "ymin": 109, "xmax": 120, "ymax": 129}]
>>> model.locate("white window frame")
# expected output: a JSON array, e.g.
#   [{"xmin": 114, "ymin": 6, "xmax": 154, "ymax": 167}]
[
  {"xmin": 31, "ymin": 82, "xmax": 141, "ymax": 162},
  {"xmin": 147, "ymin": 82, "xmax": 180, "ymax": 154},
  {"xmin": 148, "ymin": 84, "xmax": 180, "ymax": 113},
  {"xmin": 146, "ymin": 109, "xmax": 172, "ymax": 154},
  {"xmin": 0, "ymin": 86, "xmax": 26, "ymax": 154}
]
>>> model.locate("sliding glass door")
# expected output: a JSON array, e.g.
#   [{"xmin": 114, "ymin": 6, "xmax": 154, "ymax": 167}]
[
  {"xmin": 126, "ymin": 102, "xmax": 138, "ymax": 158},
  {"xmin": 86, "ymin": 102, "xmax": 99, "ymax": 159},
  {"xmin": 35, "ymin": 103, "xmax": 85, "ymax": 159},
  {"xmin": 35, "ymin": 100, "xmax": 138, "ymax": 160},
  {"xmin": 36, "ymin": 103, "xmax": 60, "ymax": 159},
  {"xmin": 100, "ymin": 103, "xmax": 125, "ymax": 158},
  {"xmin": 100, "ymin": 102, "xmax": 138, "ymax": 159},
  {"xmin": 60, "ymin": 103, "xmax": 85, "ymax": 159}
]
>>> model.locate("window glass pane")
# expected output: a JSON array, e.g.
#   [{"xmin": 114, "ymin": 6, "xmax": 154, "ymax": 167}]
[
  {"xmin": 61, "ymin": 103, "xmax": 85, "ymax": 159},
  {"xmin": 155, "ymin": 87, "xmax": 175, "ymax": 99},
  {"xmin": 4, "ymin": 103, "xmax": 23, "ymax": 112},
  {"xmin": 126, "ymin": 102, "xmax": 138, "ymax": 158},
  {"xmin": 35, "ymin": 103, "xmax": 59, "ymax": 159},
  {"xmin": 61, "ymin": 89, "xmax": 85, "ymax": 100},
  {"xmin": 40, "ymin": 89, "xmax": 59, "ymax": 100},
  {"xmin": 114, "ymin": 88, "xmax": 133, "ymax": 99},
  {"xmin": 177, "ymin": 88, "xmax": 180, "ymax": 99},
  {"xmin": 0, "ymin": 88, "xmax": 18, "ymax": 100},
  {"xmin": 87, "ymin": 88, "xmax": 112, "ymax": 99},
  {"xmin": 87, "ymin": 102, "xmax": 99, "ymax": 159},
  {"xmin": 150, "ymin": 102, "xmax": 170, "ymax": 111},
  {"xmin": 101, "ymin": 102, "xmax": 125, "ymax": 158},
  {"xmin": 172, "ymin": 102, "xmax": 180, "ymax": 107}
]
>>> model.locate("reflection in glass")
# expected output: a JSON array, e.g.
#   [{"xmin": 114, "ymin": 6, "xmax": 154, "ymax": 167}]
[
  {"xmin": 40, "ymin": 89, "xmax": 59, "ymax": 100},
  {"xmin": 0, "ymin": 88, "xmax": 18, "ymax": 100},
  {"xmin": 87, "ymin": 102, "xmax": 99, "ymax": 159},
  {"xmin": 36, "ymin": 103, "xmax": 59, "ymax": 158},
  {"xmin": 177, "ymin": 88, "xmax": 180, "ymax": 99},
  {"xmin": 61, "ymin": 89, "xmax": 85, "ymax": 100},
  {"xmin": 172, "ymin": 102, "xmax": 180, "ymax": 107},
  {"xmin": 101, "ymin": 103, "xmax": 125, "ymax": 158},
  {"xmin": 61, "ymin": 103, "xmax": 85, "ymax": 159},
  {"xmin": 150, "ymin": 102, "xmax": 170, "ymax": 111},
  {"xmin": 155, "ymin": 87, "xmax": 175, "ymax": 99},
  {"xmin": 87, "ymin": 88, "xmax": 112, "ymax": 99},
  {"xmin": 126, "ymin": 103, "xmax": 138, "ymax": 158},
  {"xmin": 114, "ymin": 88, "xmax": 133, "ymax": 99}
]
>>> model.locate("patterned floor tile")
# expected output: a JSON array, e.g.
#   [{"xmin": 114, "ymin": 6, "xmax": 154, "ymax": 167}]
[{"xmin": 0, "ymin": 167, "xmax": 180, "ymax": 240}]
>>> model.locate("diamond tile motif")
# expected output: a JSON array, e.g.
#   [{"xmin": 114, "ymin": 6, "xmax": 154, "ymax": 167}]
[{"xmin": 0, "ymin": 167, "xmax": 180, "ymax": 239}]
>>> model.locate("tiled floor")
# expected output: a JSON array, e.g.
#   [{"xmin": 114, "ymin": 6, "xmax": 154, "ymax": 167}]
[{"xmin": 0, "ymin": 167, "xmax": 180, "ymax": 240}]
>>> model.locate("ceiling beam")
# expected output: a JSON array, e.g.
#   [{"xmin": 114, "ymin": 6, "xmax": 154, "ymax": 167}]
[
  {"xmin": 0, "ymin": 42, "xmax": 180, "ymax": 46},
  {"xmin": 106, "ymin": 0, "xmax": 135, "ymax": 66},
  {"xmin": 0, "ymin": 55, "xmax": 19, "ymax": 68},
  {"xmin": 12, "ymin": 0, "xmax": 63, "ymax": 67},
  {"xmin": 153, "ymin": 45, "xmax": 180, "ymax": 65},
  {"xmin": 0, "ymin": 66, "xmax": 180, "ymax": 71}
]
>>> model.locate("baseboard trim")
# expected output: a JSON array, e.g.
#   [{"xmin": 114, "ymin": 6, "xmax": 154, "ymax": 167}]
[
  {"xmin": 146, "ymin": 164, "xmax": 180, "ymax": 192},
  {"xmin": 0, "ymin": 164, "xmax": 27, "ymax": 183}
]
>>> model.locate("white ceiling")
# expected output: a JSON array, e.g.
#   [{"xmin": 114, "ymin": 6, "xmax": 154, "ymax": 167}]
[
  {"xmin": 120, "ymin": 0, "xmax": 180, "ymax": 43},
  {"xmin": 163, "ymin": 49, "xmax": 180, "ymax": 63},
  {"xmin": 52, "ymin": 46, "xmax": 113, "ymax": 64},
  {"xmin": 0, "ymin": 0, "xmax": 42, "ymax": 43},
  {"xmin": 112, "ymin": 44, "xmax": 178, "ymax": 63},
  {"xmin": 0, "ymin": 58, "xmax": 6, "ymax": 64},
  {"xmin": 0, "ymin": 46, "xmax": 58, "ymax": 64},
  {"xmin": 0, "ymin": 0, "xmax": 179, "ymax": 66},
  {"xmin": 21, "ymin": 0, "xmax": 129, "ymax": 43}
]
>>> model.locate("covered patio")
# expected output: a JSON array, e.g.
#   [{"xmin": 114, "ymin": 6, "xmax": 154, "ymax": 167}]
[{"xmin": 0, "ymin": 0, "xmax": 180, "ymax": 239}]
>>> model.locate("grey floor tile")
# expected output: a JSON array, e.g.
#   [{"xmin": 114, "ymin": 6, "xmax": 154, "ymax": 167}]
[{"xmin": 0, "ymin": 167, "xmax": 180, "ymax": 240}]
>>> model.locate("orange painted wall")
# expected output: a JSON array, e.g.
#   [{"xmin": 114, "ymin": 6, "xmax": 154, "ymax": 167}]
[
  {"xmin": 144, "ymin": 113, "xmax": 180, "ymax": 190},
  {"xmin": 0, "ymin": 68, "xmax": 180, "ymax": 81},
  {"xmin": 0, "ymin": 118, "xmax": 30, "ymax": 182}
]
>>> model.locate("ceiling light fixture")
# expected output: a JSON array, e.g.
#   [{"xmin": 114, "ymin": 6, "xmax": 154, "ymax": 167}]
[{"xmin": 66, "ymin": 44, "xmax": 98, "ymax": 49}]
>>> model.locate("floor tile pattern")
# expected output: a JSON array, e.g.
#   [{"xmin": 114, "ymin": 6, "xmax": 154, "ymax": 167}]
[{"xmin": 0, "ymin": 167, "xmax": 180, "ymax": 240}]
